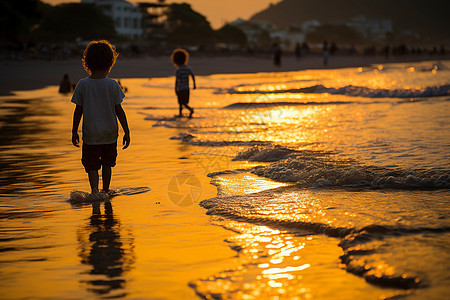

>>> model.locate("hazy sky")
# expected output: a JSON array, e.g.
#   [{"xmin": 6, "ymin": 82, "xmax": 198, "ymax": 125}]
[{"xmin": 41, "ymin": 0, "xmax": 281, "ymax": 29}]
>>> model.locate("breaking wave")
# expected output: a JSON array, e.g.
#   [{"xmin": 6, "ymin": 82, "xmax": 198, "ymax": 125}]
[
  {"xmin": 223, "ymin": 100, "xmax": 356, "ymax": 109},
  {"xmin": 200, "ymin": 185, "xmax": 450, "ymax": 290},
  {"xmin": 172, "ymin": 133, "xmax": 449, "ymax": 190},
  {"xmin": 232, "ymin": 146, "xmax": 450, "ymax": 190},
  {"xmin": 220, "ymin": 84, "xmax": 450, "ymax": 98}
]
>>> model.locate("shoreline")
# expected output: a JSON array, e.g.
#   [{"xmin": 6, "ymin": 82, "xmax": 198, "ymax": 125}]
[{"xmin": 1, "ymin": 54, "xmax": 446, "ymax": 96}]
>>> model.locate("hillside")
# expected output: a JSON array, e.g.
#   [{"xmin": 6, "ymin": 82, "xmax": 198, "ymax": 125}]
[{"xmin": 251, "ymin": 0, "xmax": 450, "ymax": 41}]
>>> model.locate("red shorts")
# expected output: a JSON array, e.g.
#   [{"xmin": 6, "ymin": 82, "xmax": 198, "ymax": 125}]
[{"xmin": 82, "ymin": 142, "xmax": 117, "ymax": 172}]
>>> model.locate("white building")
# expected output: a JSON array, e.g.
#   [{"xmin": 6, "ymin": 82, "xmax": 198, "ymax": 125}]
[
  {"xmin": 230, "ymin": 19, "xmax": 274, "ymax": 47},
  {"xmin": 82, "ymin": 0, "xmax": 143, "ymax": 39},
  {"xmin": 301, "ymin": 20, "xmax": 321, "ymax": 33},
  {"xmin": 230, "ymin": 19, "xmax": 305, "ymax": 50},
  {"xmin": 346, "ymin": 16, "xmax": 393, "ymax": 40},
  {"xmin": 270, "ymin": 26, "xmax": 305, "ymax": 51}
]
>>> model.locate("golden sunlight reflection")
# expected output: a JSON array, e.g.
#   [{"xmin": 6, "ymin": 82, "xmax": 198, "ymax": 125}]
[
  {"xmin": 262, "ymin": 264, "xmax": 311, "ymax": 275},
  {"xmin": 212, "ymin": 172, "xmax": 290, "ymax": 197},
  {"xmin": 192, "ymin": 219, "xmax": 315, "ymax": 298},
  {"xmin": 192, "ymin": 215, "xmax": 392, "ymax": 299},
  {"xmin": 266, "ymin": 274, "xmax": 295, "ymax": 280},
  {"xmin": 366, "ymin": 262, "xmax": 397, "ymax": 278},
  {"xmin": 217, "ymin": 105, "xmax": 335, "ymax": 147}
]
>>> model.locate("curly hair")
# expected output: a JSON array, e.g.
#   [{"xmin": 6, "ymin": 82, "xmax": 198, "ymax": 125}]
[
  {"xmin": 171, "ymin": 48, "xmax": 189, "ymax": 67},
  {"xmin": 82, "ymin": 40, "xmax": 119, "ymax": 74}
]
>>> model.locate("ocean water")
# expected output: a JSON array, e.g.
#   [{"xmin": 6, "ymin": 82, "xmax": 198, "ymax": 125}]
[
  {"xmin": 140, "ymin": 60, "xmax": 450, "ymax": 299},
  {"xmin": 1, "ymin": 60, "xmax": 449, "ymax": 299}
]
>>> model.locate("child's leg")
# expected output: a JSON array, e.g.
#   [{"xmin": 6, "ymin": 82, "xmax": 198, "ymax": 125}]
[
  {"xmin": 178, "ymin": 104, "xmax": 183, "ymax": 117},
  {"xmin": 87, "ymin": 170, "xmax": 99, "ymax": 194},
  {"xmin": 82, "ymin": 143, "xmax": 101, "ymax": 194},
  {"xmin": 183, "ymin": 90, "xmax": 193, "ymax": 117},
  {"xmin": 102, "ymin": 166, "xmax": 112, "ymax": 192},
  {"xmin": 99, "ymin": 143, "xmax": 117, "ymax": 193},
  {"xmin": 184, "ymin": 104, "xmax": 194, "ymax": 117}
]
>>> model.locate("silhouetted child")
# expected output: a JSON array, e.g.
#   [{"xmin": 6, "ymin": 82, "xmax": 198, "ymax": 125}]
[
  {"xmin": 171, "ymin": 49, "xmax": 196, "ymax": 118},
  {"xmin": 71, "ymin": 40, "xmax": 130, "ymax": 195},
  {"xmin": 59, "ymin": 73, "xmax": 73, "ymax": 94}
]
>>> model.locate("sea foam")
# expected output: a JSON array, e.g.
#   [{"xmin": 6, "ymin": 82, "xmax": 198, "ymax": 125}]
[{"xmin": 232, "ymin": 146, "xmax": 450, "ymax": 190}]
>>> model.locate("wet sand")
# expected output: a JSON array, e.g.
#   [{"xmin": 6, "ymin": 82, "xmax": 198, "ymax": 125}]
[{"xmin": 0, "ymin": 54, "xmax": 441, "ymax": 95}]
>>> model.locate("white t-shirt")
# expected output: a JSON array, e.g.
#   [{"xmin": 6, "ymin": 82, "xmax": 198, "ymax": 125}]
[
  {"xmin": 175, "ymin": 65, "xmax": 191, "ymax": 91},
  {"xmin": 71, "ymin": 77, "xmax": 125, "ymax": 145}
]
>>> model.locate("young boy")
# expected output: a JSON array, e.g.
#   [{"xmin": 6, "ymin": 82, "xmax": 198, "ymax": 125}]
[
  {"xmin": 71, "ymin": 40, "xmax": 130, "ymax": 195},
  {"xmin": 171, "ymin": 48, "xmax": 196, "ymax": 118}
]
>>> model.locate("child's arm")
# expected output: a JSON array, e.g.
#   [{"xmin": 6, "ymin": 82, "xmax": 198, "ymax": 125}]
[
  {"xmin": 72, "ymin": 105, "xmax": 83, "ymax": 147},
  {"xmin": 115, "ymin": 104, "xmax": 130, "ymax": 149},
  {"xmin": 190, "ymin": 71, "xmax": 196, "ymax": 89}
]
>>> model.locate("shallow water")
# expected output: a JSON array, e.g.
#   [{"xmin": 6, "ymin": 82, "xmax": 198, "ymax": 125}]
[{"xmin": 1, "ymin": 60, "xmax": 449, "ymax": 299}]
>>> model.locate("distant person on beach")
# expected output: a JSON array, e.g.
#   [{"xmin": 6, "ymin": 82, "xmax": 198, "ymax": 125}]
[
  {"xmin": 171, "ymin": 48, "xmax": 195, "ymax": 118},
  {"xmin": 272, "ymin": 43, "xmax": 282, "ymax": 67},
  {"xmin": 382, "ymin": 45, "xmax": 390, "ymax": 59},
  {"xmin": 59, "ymin": 73, "xmax": 73, "ymax": 94},
  {"xmin": 71, "ymin": 40, "xmax": 130, "ymax": 195},
  {"xmin": 295, "ymin": 42, "xmax": 301, "ymax": 60},
  {"xmin": 330, "ymin": 42, "xmax": 338, "ymax": 56},
  {"xmin": 302, "ymin": 42, "xmax": 310, "ymax": 55},
  {"xmin": 323, "ymin": 41, "xmax": 329, "ymax": 66}
]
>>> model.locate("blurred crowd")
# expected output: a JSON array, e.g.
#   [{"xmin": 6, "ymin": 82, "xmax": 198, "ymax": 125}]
[{"xmin": 0, "ymin": 41, "xmax": 448, "ymax": 61}]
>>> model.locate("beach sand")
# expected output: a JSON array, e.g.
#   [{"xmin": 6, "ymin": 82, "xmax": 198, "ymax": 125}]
[{"xmin": 0, "ymin": 54, "xmax": 440, "ymax": 95}]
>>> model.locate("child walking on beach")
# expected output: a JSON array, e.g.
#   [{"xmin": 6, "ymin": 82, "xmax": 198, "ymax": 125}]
[
  {"xmin": 171, "ymin": 48, "xmax": 196, "ymax": 118},
  {"xmin": 71, "ymin": 40, "xmax": 130, "ymax": 195}
]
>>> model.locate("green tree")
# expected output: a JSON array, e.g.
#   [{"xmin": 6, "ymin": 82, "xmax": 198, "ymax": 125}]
[
  {"xmin": 216, "ymin": 24, "xmax": 247, "ymax": 47},
  {"xmin": 37, "ymin": 3, "xmax": 116, "ymax": 42},
  {"xmin": 166, "ymin": 3, "xmax": 214, "ymax": 46}
]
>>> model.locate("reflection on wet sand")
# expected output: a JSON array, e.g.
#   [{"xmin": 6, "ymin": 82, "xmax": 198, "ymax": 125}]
[
  {"xmin": 0, "ymin": 98, "xmax": 59, "ymax": 196},
  {"xmin": 77, "ymin": 200, "xmax": 134, "ymax": 298}
]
